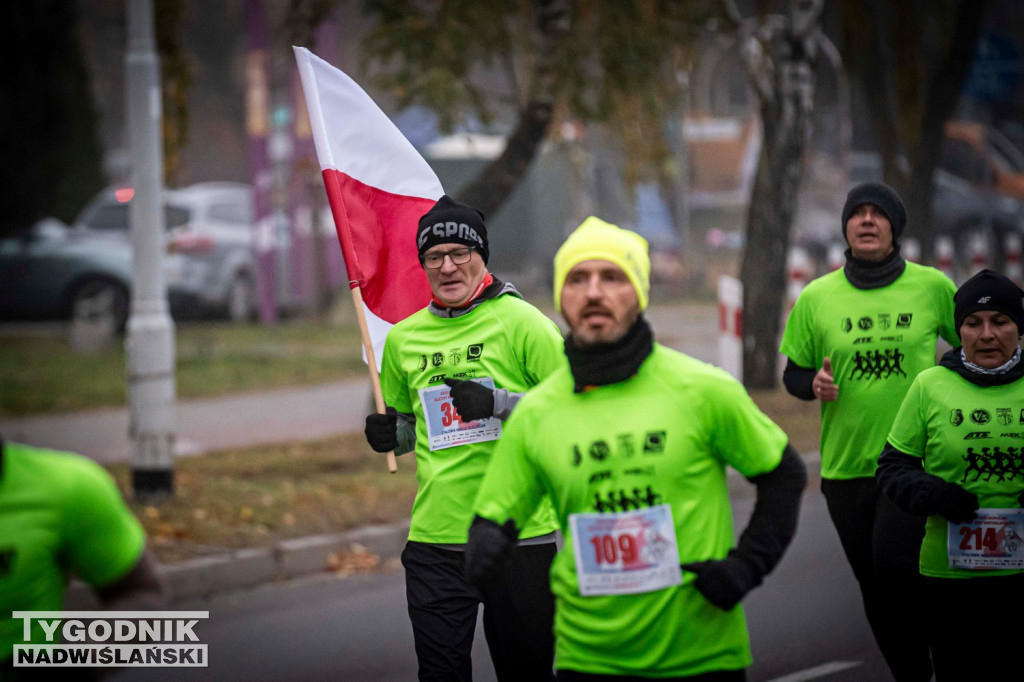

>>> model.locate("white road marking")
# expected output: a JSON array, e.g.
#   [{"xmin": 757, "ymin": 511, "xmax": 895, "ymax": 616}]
[{"xmin": 765, "ymin": 660, "xmax": 864, "ymax": 682}]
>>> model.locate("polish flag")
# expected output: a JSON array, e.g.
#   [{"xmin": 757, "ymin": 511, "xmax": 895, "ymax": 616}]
[{"xmin": 294, "ymin": 46, "xmax": 441, "ymax": 366}]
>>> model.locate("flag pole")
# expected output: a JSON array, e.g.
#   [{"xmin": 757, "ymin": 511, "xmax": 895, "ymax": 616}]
[{"xmin": 350, "ymin": 285, "xmax": 398, "ymax": 473}]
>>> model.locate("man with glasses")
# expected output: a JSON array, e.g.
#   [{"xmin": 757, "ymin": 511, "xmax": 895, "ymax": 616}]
[{"xmin": 363, "ymin": 195, "xmax": 564, "ymax": 681}]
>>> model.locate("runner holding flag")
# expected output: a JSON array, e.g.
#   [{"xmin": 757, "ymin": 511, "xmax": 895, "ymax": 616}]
[
  {"xmin": 295, "ymin": 47, "xmax": 563, "ymax": 680},
  {"xmin": 295, "ymin": 46, "xmax": 441, "ymax": 473}
]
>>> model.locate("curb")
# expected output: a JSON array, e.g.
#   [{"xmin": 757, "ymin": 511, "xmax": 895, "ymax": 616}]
[
  {"xmin": 66, "ymin": 520, "xmax": 410, "ymax": 608},
  {"xmin": 64, "ymin": 452, "xmax": 822, "ymax": 608}
]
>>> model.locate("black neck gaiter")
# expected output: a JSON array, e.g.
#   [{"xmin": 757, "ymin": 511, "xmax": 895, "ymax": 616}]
[
  {"xmin": 843, "ymin": 247, "xmax": 906, "ymax": 289},
  {"xmin": 565, "ymin": 316, "xmax": 654, "ymax": 393}
]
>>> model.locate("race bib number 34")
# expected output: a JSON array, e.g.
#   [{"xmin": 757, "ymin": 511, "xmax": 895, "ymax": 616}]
[
  {"xmin": 418, "ymin": 377, "xmax": 502, "ymax": 451},
  {"xmin": 570, "ymin": 504, "xmax": 682, "ymax": 596},
  {"xmin": 947, "ymin": 508, "xmax": 1024, "ymax": 570}
]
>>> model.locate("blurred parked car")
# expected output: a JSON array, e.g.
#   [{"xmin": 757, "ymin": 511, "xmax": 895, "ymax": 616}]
[
  {"xmin": 0, "ymin": 217, "xmax": 186, "ymax": 331},
  {"xmin": 72, "ymin": 182, "xmax": 259, "ymax": 321},
  {"xmin": 856, "ymin": 140, "xmax": 1024, "ymax": 276},
  {"xmin": 942, "ymin": 120, "xmax": 1024, "ymax": 200}
]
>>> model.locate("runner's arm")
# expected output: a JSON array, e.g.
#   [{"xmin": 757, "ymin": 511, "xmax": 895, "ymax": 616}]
[
  {"xmin": 877, "ymin": 442, "xmax": 978, "ymax": 522},
  {"xmin": 96, "ymin": 548, "xmax": 166, "ymax": 611},
  {"xmin": 782, "ymin": 358, "xmax": 815, "ymax": 400},
  {"xmin": 683, "ymin": 444, "xmax": 806, "ymax": 609},
  {"xmin": 396, "ymin": 412, "xmax": 416, "ymax": 455}
]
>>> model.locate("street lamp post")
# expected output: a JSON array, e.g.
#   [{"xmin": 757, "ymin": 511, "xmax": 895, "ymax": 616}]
[{"xmin": 125, "ymin": 0, "xmax": 176, "ymax": 501}]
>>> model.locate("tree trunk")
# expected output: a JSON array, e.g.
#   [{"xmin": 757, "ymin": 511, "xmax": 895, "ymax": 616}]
[
  {"xmin": 857, "ymin": 0, "xmax": 907, "ymax": 187},
  {"xmin": 737, "ymin": 11, "xmax": 820, "ymax": 389},
  {"xmin": 455, "ymin": 0, "xmax": 570, "ymax": 216},
  {"xmin": 903, "ymin": 0, "xmax": 991, "ymax": 265},
  {"xmin": 741, "ymin": 100, "xmax": 809, "ymax": 388}
]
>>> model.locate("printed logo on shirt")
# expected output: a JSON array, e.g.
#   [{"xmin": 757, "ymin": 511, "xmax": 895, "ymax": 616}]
[
  {"xmin": 432, "ymin": 352, "xmax": 444, "ymax": 368},
  {"xmin": 961, "ymin": 446, "xmax": 1023, "ymax": 484},
  {"xmin": 1001, "ymin": 433, "xmax": 1024, "ymax": 439},
  {"xmin": 593, "ymin": 486, "xmax": 664, "ymax": 513},
  {"xmin": 842, "ymin": 317, "xmax": 853, "ymax": 333},
  {"xmin": 998, "ymin": 408, "xmax": 1014, "ymax": 425},
  {"xmin": 417, "ymin": 354, "xmax": 428, "ymax": 372},
  {"xmin": 853, "ymin": 337, "xmax": 873, "ymax": 344},
  {"xmin": 971, "ymin": 409, "xmax": 992, "ymax": 425},
  {"xmin": 880, "ymin": 335, "xmax": 904, "ymax": 342},
  {"xmin": 449, "ymin": 347, "xmax": 462, "ymax": 365},
  {"xmin": 590, "ymin": 440, "xmax": 612, "ymax": 461},
  {"xmin": 879, "ymin": 313, "xmax": 892, "ymax": 330},
  {"xmin": 964, "ymin": 432, "xmax": 991, "ymax": 440},
  {"xmin": 430, "ymin": 370, "xmax": 478, "ymax": 385},
  {"xmin": 1020, "ymin": 409, "xmax": 1024, "ymax": 425},
  {"xmin": 896, "ymin": 313, "xmax": 913, "ymax": 328},
  {"xmin": 617, "ymin": 433, "xmax": 637, "ymax": 458},
  {"xmin": 572, "ymin": 431, "xmax": 666, "ymax": 466},
  {"xmin": 643, "ymin": 431, "xmax": 667, "ymax": 454},
  {"xmin": 951, "ymin": 409, "xmax": 964, "ymax": 426},
  {"xmin": 588, "ymin": 470, "xmax": 613, "ymax": 484},
  {"xmin": 858, "ymin": 316, "xmax": 873, "ymax": 330},
  {"xmin": 467, "ymin": 343, "xmax": 484, "ymax": 361},
  {"xmin": 847, "ymin": 348, "xmax": 907, "ymax": 380}
]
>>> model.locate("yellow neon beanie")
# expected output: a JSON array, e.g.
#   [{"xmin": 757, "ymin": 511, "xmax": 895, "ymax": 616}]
[{"xmin": 553, "ymin": 216, "xmax": 650, "ymax": 312}]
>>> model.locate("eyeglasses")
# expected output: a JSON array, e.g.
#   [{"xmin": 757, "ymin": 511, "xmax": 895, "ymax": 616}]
[{"xmin": 421, "ymin": 246, "xmax": 475, "ymax": 269}]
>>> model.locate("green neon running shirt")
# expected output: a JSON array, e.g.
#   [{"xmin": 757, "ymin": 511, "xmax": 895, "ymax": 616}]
[
  {"xmin": 474, "ymin": 344, "xmax": 788, "ymax": 677},
  {"xmin": 381, "ymin": 293, "xmax": 564, "ymax": 543},
  {"xmin": 888, "ymin": 367, "xmax": 1024, "ymax": 578},
  {"xmin": 0, "ymin": 443, "xmax": 146, "ymax": 661},
  {"xmin": 779, "ymin": 263, "xmax": 957, "ymax": 478}
]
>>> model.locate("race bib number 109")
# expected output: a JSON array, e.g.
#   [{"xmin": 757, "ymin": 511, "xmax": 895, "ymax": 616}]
[{"xmin": 570, "ymin": 504, "xmax": 682, "ymax": 596}]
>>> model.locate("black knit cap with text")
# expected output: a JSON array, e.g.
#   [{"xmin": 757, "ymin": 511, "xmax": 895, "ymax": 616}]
[
  {"xmin": 841, "ymin": 181, "xmax": 907, "ymax": 244},
  {"xmin": 954, "ymin": 268, "xmax": 1024, "ymax": 337},
  {"xmin": 416, "ymin": 195, "xmax": 489, "ymax": 264}
]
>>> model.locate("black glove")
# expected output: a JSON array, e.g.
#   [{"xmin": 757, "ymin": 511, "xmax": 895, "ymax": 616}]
[
  {"xmin": 680, "ymin": 556, "xmax": 760, "ymax": 611},
  {"xmin": 364, "ymin": 407, "xmax": 398, "ymax": 453},
  {"xmin": 465, "ymin": 515, "xmax": 518, "ymax": 588},
  {"xmin": 444, "ymin": 378, "xmax": 495, "ymax": 421},
  {"xmin": 930, "ymin": 481, "xmax": 979, "ymax": 524}
]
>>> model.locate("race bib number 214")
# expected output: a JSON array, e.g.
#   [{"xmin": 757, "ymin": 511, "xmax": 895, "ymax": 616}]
[{"xmin": 947, "ymin": 508, "xmax": 1024, "ymax": 570}]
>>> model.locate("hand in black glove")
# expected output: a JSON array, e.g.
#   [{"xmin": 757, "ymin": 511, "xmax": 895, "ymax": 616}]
[
  {"xmin": 364, "ymin": 407, "xmax": 398, "ymax": 453},
  {"xmin": 465, "ymin": 515, "xmax": 518, "ymax": 588},
  {"xmin": 444, "ymin": 378, "xmax": 495, "ymax": 421},
  {"xmin": 930, "ymin": 481, "xmax": 979, "ymax": 524},
  {"xmin": 680, "ymin": 556, "xmax": 760, "ymax": 611}
]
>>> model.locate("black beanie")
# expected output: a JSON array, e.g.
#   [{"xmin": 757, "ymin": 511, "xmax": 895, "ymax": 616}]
[
  {"xmin": 954, "ymin": 269, "xmax": 1024, "ymax": 337},
  {"xmin": 841, "ymin": 182, "xmax": 906, "ymax": 244},
  {"xmin": 416, "ymin": 195, "xmax": 489, "ymax": 264}
]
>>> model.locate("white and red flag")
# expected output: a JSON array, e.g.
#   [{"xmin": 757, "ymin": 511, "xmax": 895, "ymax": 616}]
[{"xmin": 294, "ymin": 46, "xmax": 442, "ymax": 367}]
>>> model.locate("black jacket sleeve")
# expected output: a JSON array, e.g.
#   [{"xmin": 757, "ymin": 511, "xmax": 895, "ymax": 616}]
[
  {"xmin": 876, "ymin": 441, "xmax": 967, "ymax": 517},
  {"xmin": 734, "ymin": 443, "xmax": 808, "ymax": 580},
  {"xmin": 782, "ymin": 358, "xmax": 816, "ymax": 401}
]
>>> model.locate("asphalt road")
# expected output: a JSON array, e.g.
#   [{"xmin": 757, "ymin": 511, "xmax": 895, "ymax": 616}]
[{"xmin": 111, "ymin": 479, "xmax": 895, "ymax": 682}]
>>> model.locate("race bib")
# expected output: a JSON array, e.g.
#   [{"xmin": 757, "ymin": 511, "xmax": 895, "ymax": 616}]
[
  {"xmin": 947, "ymin": 508, "xmax": 1024, "ymax": 570},
  {"xmin": 570, "ymin": 504, "xmax": 682, "ymax": 596},
  {"xmin": 417, "ymin": 377, "xmax": 502, "ymax": 451}
]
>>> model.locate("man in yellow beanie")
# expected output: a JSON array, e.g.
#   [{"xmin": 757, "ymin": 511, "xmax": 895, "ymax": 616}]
[{"xmin": 465, "ymin": 216, "xmax": 807, "ymax": 680}]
